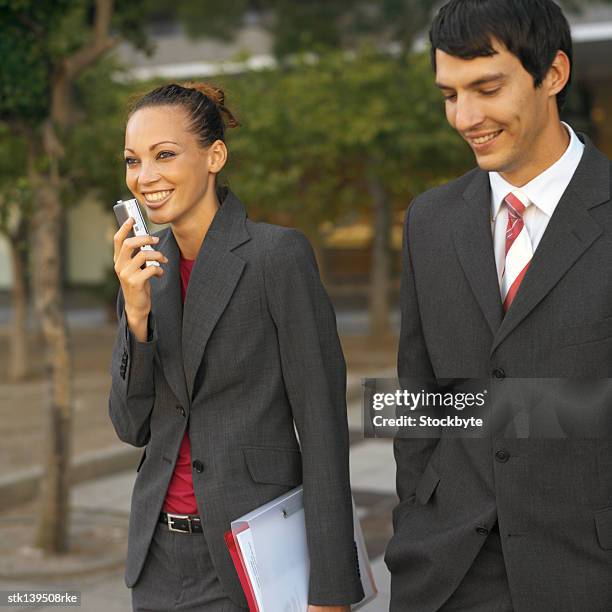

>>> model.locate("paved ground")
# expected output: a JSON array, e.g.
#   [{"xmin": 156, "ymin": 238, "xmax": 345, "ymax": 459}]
[
  {"xmin": 0, "ymin": 307, "xmax": 399, "ymax": 610},
  {"xmin": 0, "ymin": 400, "xmax": 396, "ymax": 611},
  {"xmin": 0, "ymin": 312, "xmax": 398, "ymax": 476}
]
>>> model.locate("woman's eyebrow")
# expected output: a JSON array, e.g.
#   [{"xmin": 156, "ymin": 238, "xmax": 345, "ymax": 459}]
[{"xmin": 124, "ymin": 140, "xmax": 179, "ymax": 153}]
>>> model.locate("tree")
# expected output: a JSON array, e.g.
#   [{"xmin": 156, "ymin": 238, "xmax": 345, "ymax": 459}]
[
  {"xmin": 149, "ymin": 0, "xmax": 442, "ymax": 335},
  {"xmin": 0, "ymin": 127, "xmax": 32, "ymax": 381},
  {"xmin": 219, "ymin": 49, "xmax": 472, "ymax": 335},
  {"xmin": 0, "ymin": 0, "xmax": 149, "ymax": 553}
]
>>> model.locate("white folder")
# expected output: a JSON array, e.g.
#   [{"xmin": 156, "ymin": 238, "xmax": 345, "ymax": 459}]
[{"xmin": 229, "ymin": 486, "xmax": 377, "ymax": 612}]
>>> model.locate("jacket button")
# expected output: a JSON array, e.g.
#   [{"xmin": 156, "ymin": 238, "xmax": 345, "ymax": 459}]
[
  {"xmin": 476, "ymin": 526, "xmax": 489, "ymax": 536},
  {"xmin": 192, "ymin": 460, "xmax": 204, "ymax": 473},
  {"xmin": 495, "ymin": 449, "xmax": 510, "ymax": 463},
  {"xmin": 175, "ymin": 405, "xmax": 186, "ymax": 417},
  {"xmin": 492, "ymin": 368, "xmax": 505, "ymax": 379}
]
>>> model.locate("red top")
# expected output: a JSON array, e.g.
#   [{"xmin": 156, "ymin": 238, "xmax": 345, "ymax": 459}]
[{"xmin": 162, "ymin": 256, "xmax": 199, "ymax": 515}]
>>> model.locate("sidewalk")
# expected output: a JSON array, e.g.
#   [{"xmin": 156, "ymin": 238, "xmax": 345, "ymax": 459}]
[
  {"xmin": 1, "ymin": 310, "xmax": 399, "ymax": 611},
  {"xmin": 0, "ymin": 311, "xmax": 398, "ymax": 480},
  {"xmin": 0, "ymin": 398, "xmax": 396, "ymax": 611}
]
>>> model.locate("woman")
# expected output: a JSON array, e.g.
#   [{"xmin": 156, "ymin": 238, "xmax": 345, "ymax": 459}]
[{"xmin": 109, "ymin": 82, "xmax": 364, "ymax": 611}]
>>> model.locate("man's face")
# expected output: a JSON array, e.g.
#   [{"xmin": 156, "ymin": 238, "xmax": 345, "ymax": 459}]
[{"xmin": 435, "ymin": 39, "xmax": 556, "ymax": 182}]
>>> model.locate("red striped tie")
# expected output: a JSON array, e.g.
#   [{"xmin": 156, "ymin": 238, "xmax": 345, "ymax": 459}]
[{"xmin": 501, "ymin": 191, "xmax": 532, "ymax": 312}]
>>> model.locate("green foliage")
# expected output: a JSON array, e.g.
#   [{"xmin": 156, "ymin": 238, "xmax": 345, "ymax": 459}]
[
  {"xmin": 216, "ymin": 49, "xmax": 472, "ymax": 229},
  {"xmin": 267, "ymin": 0, "xmax": 359, "ymax": 58},
  {"xmin": 0, "ymin": 0, "xmax": 69, "ymax": 122},
  {"xmin": 61, "ymin": 58, "xmax": 132, "ymax": 208},
  {"xmin": 178, "ymin": 0, "xmax": 251, "ymax": 41},
  {"xmin": 0, "ymin": 0, "xmax": 151, "ymax": 124},
  {"xmin": 136, "ymin": 0, "xmax": 435, "ymax": 58},
  {"xmin": 0, "ymin": 121, "xmax": 32, "ymax": 237}
]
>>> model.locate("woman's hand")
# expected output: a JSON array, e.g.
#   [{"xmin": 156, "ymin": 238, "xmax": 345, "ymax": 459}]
[
  {"xmin": 307, "ymin": 606, "xmax": 350, "ymax": 612},
  {"xmin": 113, "ymin": 217, "xmax": 167, "ymax": 341}
]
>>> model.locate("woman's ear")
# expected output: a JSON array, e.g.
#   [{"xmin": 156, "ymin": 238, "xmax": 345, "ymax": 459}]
[{"xmin": 208, "ymin": 140, "xmax": 228, "ymax": 174}]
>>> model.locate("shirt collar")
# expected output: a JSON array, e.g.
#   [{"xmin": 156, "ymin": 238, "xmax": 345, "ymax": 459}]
[{"xmin": 489, "ymin": 122, "xmax": 585, "ymax": 221}]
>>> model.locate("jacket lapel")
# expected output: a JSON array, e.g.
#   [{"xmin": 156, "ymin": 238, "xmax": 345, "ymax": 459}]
[
  {"xmin": 181, "ymin": 190, "xmax": 250, "ymax": 403},
  {"xmin": 491, "ymin": 138, "xmax": 609, "ymax": 353},
  {"xmin": 452, "ymin": 169, "xmax": 504, "ymax": 335},
  {"xmin": 151, "ymin": 229, "xmax": 190, "ymax": 410}
]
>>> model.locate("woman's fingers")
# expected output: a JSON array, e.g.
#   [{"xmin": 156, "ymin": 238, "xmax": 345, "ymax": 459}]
[
  {"xmin": 113, "ymin": 218, "xmax": 135, "ymax": 264},
  {"xmin": 119, "ymin": 248, "xmax": 168, "ymax": 280},
  {"xmin": 114, "ymin": 231, "xmax": 160, "ymax": 271},
  {"xmin": 113, "ymin": 220, "xmax": 166, "ymax": 321}
]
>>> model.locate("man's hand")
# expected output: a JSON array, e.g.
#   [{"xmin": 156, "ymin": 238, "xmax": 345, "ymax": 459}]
[{"xmin": 307, "ymin": 606, "xmax": 350, "ymax": 612}]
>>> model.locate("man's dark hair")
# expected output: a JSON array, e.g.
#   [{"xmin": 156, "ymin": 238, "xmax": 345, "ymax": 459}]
[{"xmin": 429, "ymin": 0, "xmax": 573, "ymax": 111}]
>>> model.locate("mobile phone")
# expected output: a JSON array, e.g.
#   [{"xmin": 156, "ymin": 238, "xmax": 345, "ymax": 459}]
[{"xmin": 113, "ymin": 198, "xmax": 160, "ymax": 267}]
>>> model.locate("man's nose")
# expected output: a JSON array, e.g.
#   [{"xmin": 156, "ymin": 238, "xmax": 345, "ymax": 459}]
[{"xmin": 454, "ymin": 95, "xmax": 485, "ymax": 133}]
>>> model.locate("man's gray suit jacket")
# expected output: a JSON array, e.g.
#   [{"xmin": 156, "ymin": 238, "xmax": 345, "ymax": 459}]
[
  {"xmin": 386, "ymin": 136, "xmax": 612, "ymax": 611},
  {"xmin": 109, "ymin": 189, "xmax": 364, "ymax": 608}
]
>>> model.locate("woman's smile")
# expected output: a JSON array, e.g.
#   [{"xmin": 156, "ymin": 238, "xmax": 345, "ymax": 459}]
[{"xmin": 141, "ymin": 189, "xmax": 175, "ymax": 208}]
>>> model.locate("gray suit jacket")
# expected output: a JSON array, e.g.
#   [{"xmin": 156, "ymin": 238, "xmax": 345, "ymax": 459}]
[
  {"xmin": 386, "ymin": 136, "xmax": 612, "ymax": 611},
  {"xmin": 109, "ymin": 188, "xmax": 364, "ymax": 607}
]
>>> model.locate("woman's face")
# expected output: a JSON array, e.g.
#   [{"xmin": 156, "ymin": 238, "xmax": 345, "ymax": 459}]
[{"xmin": 124, "ymin": 105, "xmax": 216, "ymax": 227}]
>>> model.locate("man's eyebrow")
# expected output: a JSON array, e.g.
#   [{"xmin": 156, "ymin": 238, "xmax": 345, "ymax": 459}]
[
  {"xmin": 435, "ymin": 73, "xmax": 507, "ymax": 90},
  {"xmin": 124, "ymin": 140, "xmax": 179, "ymax": 153}
]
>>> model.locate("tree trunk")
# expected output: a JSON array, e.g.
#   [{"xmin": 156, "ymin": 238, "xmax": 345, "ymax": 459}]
[
  {"xmin": 28, "ymin": 124, "xmax": 73, "ymax": 554},
  {"xmin": 23, "ymin": 0, "xmax": 115, "ymax": 555},
  {"xmin": 368, "ymin": 175, "xmax": 391, "ymax": 339},
  {"xmin": 8, "ymin": 227, "xmax": 30, "ymax": 381}
]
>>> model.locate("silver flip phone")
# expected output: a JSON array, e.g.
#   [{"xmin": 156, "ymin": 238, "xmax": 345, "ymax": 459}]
[{"xmin": 113, "ymin": 198, "xmax": 160, "ymax": 267}]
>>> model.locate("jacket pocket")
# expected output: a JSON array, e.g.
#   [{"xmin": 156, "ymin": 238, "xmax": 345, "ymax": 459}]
[
  {"xmin": 415, "ymin": 461, "xmax": 441, "ymax": 505},
  {"xmin": 243, "ymin": 446, "xmax": 302, "ymax": 487},
  {"xmin": 594, "ymin": 506, "xmax": 612, "ymax": 550},
  {"xmin": 561, "ymin": 316, "xmax": 612, "ymax": 347}
]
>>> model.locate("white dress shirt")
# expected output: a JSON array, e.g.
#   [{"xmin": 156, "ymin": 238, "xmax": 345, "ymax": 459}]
[{"xmin": 489, "ymin": 122, "xmax": 585, "ymax": 286}]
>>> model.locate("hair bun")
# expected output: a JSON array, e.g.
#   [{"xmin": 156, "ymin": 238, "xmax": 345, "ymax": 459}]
[
  {"xmin": 183, "ymin": 81, "xmax": 225, "ymax": 106},
  {"xmin": 182, "ymin": 81, "xmax": 239, "ymax": 129}
]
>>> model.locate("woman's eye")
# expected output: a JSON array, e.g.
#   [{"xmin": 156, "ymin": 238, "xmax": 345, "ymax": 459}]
[
  {"xmin": 124, "ymin": 157, "xmax": 138, "ymax": 166},
  {"xmin": 157, "ymin": 151, "xmax": 175, "ymax": 160}
]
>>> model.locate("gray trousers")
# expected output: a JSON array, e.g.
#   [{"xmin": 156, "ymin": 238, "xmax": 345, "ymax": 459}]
[
  {"xmin": 439, "ymin": 529, "xmax": 514, "ymax": 612},
  {"xmin": 131, "ymin": 523, "xmax": 246, "ymax": 612}
]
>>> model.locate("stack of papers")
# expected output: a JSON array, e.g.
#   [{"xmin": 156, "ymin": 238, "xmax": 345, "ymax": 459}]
[{"xmin": 224, "ymin": 486, "xmax": 377, "ymax": 612}]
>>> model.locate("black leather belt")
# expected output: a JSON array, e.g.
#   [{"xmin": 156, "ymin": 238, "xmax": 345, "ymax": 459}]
[{"xmin": 159, "ymin": 512, "xmax": 203, "ymax": 534}]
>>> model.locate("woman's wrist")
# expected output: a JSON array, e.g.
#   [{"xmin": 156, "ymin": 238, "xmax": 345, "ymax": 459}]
[{"xmin": 126, "ymin": 310, "xmax": 149, "ymax": 342}]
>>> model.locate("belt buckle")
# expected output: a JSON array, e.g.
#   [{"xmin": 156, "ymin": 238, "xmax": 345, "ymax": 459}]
[{"xmin": 167, "ymin": 513, "xmax": 191, "ymax": 533}]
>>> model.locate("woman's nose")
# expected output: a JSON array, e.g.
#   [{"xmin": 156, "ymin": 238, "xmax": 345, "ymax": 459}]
[{"xmin": 138, "ymin": 161, "xmax": 160, "ymax": 186}]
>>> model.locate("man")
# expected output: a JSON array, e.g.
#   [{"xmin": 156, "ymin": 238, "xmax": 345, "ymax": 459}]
[{"xmin": 385, "ymin": 0, "xmax": 612, "ymax": 610}]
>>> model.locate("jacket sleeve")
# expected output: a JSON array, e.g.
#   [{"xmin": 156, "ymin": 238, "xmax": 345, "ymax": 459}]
[
  {"xmin": 264, "ymin": 229, "xmax": 365, "ymax": 607},
  {"xmin": 395, "ymin": 201, "xmax": 441, "ymax": 503},
  {"xmin": 108, "ymin": 287, "xmax": 158, "ymax": 448}
]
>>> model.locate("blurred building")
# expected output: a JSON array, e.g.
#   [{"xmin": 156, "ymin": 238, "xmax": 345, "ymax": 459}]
[{"xmin": 1, "ymin": 4, "xmax": 611, "ymax": 295}]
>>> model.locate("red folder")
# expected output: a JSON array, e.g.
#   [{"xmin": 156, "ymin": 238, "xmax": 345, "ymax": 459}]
[{"xmin": 224, "ymin": 526, "xmax": 259, "ymax": 612}]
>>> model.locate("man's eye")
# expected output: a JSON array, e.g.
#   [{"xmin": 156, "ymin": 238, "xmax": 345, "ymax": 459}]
[
  {"xmin": 157, "ymin": 151, "xmax": 175, "ymax": 160},
  {"xmin": 125, "ymin": 157, "xmax": 138, "ymax": 166},
  {"xmin": 481, "ymin": 88, "xmax": 500, "ymax": 96},
  {"xmin": 444, "ymin": 94, "xmax": 457, "ymax": 102}
]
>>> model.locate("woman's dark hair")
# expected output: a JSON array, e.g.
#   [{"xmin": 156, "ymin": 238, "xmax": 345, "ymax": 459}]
[
  {"xmin": 429, "ymin": 0, "xmax": 573, "ymax": 111},
  {"xmin": 128, "ymin": 82, "xmax": 239, "ymax": 147}
]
